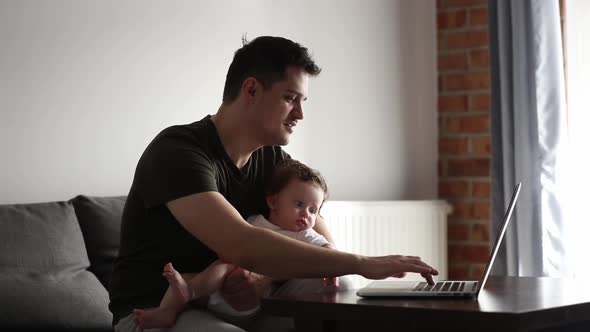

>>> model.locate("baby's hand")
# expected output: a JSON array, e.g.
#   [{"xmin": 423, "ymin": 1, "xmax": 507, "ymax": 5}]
[{"xmin": 322, "ymin": 277, "xmax": 339, "ymax": 288}]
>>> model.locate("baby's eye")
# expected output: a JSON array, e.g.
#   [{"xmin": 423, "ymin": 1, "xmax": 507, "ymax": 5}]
[
  {"xmin": 309, "ymin": 208, "xmax": 317, "ymax": 214},
  {"xmin": 295, "ymin": 201, "xmax": 303, "ymax": 207}
]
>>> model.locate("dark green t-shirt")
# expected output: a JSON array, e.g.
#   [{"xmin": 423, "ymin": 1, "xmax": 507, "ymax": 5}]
[{"xmin": 108, "ymin": 115, "xmax": 289, "ymax": 325}]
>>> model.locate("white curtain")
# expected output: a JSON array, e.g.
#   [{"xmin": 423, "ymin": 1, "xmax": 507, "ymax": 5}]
[{"xmin": 488, "ymin": 0, "xmax": 568, "ymax": 277}]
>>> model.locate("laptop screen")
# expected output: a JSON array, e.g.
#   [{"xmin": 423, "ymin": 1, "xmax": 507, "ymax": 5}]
[{"xmin": 474, "ymin": 182, "xmax": 521, "ymax": 298}]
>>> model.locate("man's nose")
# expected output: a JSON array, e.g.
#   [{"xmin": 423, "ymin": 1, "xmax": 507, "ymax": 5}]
[{"xmin": 293, "ymin": 102, "xmax": 304, "ymax": 120}]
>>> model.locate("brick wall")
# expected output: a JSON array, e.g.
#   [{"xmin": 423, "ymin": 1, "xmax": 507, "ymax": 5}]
[
  {"xmin": 437, "ymin": 0, "xmax": 491, "ymax": 280},
  {"xmin": 437, "ymin": 0, "xmax": 566, "ymax": 279}
]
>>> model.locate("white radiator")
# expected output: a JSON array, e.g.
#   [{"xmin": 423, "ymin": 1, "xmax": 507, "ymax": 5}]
[{"xmin": 321, "ymin": 200, "xmax": 451, "ymax": 289}]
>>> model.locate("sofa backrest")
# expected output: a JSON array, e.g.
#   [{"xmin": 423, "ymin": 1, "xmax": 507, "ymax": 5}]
[
  {"xmin": 0, "ymin": 200, "xmax": 114, "ymax": 331},
  {"xmin": 70, "ymin": 195, "xmax": 126, "ymax": 288}
]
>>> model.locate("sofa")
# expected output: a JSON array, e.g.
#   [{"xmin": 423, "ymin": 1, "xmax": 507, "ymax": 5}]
[{"xmin": 0, "ymin": 195, "xmax": 126, "ymax": 331}]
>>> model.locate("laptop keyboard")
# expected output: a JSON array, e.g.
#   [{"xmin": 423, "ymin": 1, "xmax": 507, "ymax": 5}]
[{"xmin": 412, "ymin": 281, "xmax": 477, "ymax": 292}]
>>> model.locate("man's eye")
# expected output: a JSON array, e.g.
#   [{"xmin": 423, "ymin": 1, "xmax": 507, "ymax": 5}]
[{"xmin": 284, "ymin": 95, "xmax": 296, "ymax": 103}]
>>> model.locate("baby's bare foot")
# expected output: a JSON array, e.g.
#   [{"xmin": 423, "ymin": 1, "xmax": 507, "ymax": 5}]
[{"xmin": 163, "ymin": 262, "xmax": 192, "ymax": 305}]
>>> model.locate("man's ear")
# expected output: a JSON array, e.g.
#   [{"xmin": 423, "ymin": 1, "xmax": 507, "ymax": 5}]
[
  {"xmin": 266, "ymin": 194, "xmax": 277, "ymax": 210},
  {"xmin": 241, "ymin": 77, "xmax": 258, "ymax": 99}
]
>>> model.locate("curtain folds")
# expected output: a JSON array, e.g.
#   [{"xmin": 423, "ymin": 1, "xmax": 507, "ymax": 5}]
[{"xmin": 488, "ymin": 0, "xmax": 567, "ymax": 277}]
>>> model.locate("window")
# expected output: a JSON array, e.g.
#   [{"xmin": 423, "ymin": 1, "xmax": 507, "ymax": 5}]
[{"xmin": 563, "ymin": 0, "xmax": 590, "ymax": 278}]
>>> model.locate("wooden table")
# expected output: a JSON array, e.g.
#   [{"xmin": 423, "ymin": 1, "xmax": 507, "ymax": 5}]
[{"xmin": 261, "ymin": 276, "xmax": 590, "ymax": 332}]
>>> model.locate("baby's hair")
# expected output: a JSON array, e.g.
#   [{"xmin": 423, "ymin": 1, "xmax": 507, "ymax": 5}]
[{"xmin": 266, "ymin": 159, "xmax": 329, "ymax": 204}]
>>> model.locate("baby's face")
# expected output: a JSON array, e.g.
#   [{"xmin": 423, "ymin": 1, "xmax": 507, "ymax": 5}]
[{"xmin": 266, "ymin": 179, "xmax": 324, "ymax": 232}]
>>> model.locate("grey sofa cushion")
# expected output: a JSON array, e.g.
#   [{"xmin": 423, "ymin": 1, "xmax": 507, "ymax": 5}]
[
  {"xmin": 70, "ymin": 195, "xmax": 126, "ymax": 288},
  {"xmin": 0, "ymin": 201, "xmax": 112, "ymax": 330}
]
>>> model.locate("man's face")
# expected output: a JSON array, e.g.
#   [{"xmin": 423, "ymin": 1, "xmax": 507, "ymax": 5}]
[
  {"xmin": 252, "ymin": 66, "xmax": 309, "ymax": 146},
  {"xmin": 266, "ymin": 179, "xmax": 324, "ymax": 232}
]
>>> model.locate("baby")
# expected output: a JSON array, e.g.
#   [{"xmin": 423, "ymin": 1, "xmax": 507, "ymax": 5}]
[{"xmin": 133, "ymin": 159, "xmax": 337, "ymax": 329}]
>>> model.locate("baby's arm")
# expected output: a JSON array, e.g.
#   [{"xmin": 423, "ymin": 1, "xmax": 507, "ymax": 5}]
[
  {"xmin": 321, "ymin": 244, "xmax": 340, "ymax": 287},
  {"xmin": 296, "ymin": 229, "xmax": 340, "ymax": 287},
  {"xmin": 322, "ymin": 243, "xmax": 336, "ymax": 250}
]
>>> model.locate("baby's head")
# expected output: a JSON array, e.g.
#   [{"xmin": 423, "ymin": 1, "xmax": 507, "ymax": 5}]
[{"xmin": 265, "ymin": 159, "xmax": 329, "ymax": 231}]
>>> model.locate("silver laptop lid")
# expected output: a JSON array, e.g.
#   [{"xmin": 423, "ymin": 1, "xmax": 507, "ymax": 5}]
[{"xmin": 474, "ymin": 182, "xmax": 521, "ymax": 299}]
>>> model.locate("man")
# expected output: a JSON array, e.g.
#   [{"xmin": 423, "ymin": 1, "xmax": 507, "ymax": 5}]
[{"xmin": 108, "ymin": 36, "xmax": 438, "ymax": 332}]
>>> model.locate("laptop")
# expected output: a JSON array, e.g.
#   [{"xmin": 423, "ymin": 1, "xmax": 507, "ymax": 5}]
[{"xmin": 357, "ymin": 182, "xmax": 521, "ymax": 300}]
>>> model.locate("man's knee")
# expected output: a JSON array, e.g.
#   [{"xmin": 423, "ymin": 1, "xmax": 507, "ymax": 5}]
[
  {"xmin": 171, "ymin": 309, "xmax": 248, "ymax": 332},
  {"xmin": 113, "ymin": 310, "xmax": 247, "ymax": 332}
]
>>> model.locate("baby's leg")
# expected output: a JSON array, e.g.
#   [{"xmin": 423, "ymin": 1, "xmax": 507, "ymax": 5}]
[
  {"xmin": 133, "ymin": 263, "xmax": 198, "ymax": 329},
  {"xmin": 189, "ymin": 259, "xmax": 235, "ymax": 298},
  {"xmin": 133, "ymin": 261, "xmax": 235, "ymax": 329}
]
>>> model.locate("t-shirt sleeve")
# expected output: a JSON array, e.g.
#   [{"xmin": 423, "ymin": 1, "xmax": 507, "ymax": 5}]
[{"xmin": 138, "ymin": 136, "xmax": 218, "ymax": 208}]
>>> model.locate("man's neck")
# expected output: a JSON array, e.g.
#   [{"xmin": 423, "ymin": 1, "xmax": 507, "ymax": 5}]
[{"xmin": 210, "ymin": 103, "xmax": 262, "ymax": 169}]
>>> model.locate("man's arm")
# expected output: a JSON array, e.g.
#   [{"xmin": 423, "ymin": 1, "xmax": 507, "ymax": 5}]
[
  {"xmin": 167, "ymin": 191, "xmax": 358, "ymax": 279},
  {"xmin": 313, "ymin": 215, "xmax": 336, "ymax": 246},
  {"xmin": 166, "ymin": 191, "xmax": 438, "ymax": 282}
]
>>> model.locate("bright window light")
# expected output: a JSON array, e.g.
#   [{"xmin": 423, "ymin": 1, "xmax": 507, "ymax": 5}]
[{"xmin": 563, "ymin": 0, "xmax": 590, "ymax": 278}]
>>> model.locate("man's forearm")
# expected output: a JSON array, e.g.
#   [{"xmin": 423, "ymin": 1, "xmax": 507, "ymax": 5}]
[
  {"xmin": 167, "ymin": 192, "xmax": 364, "ymax": 281},
  {"xmin": 234, "ymin": 226, "xmax": 363, "ymax": 280}
]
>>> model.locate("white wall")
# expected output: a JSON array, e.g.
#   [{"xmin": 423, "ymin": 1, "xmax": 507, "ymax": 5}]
[{"xmin": 0, "ymin": 0, "xmax": 437, "ymax": 204}]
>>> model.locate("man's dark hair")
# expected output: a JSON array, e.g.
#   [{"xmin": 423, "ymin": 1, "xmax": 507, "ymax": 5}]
[
  {"xmin": 222, "ymin": 36, "xmax": 321, "ymax": 102},
  {"xmin": 266, "ymin": 159, "xmax": 329, "ymax": 205}
]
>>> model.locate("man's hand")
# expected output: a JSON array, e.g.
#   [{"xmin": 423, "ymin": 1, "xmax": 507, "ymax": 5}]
[
  {"xmin": 219, "ymin": 266, "xmax": 272, "ymax": 311},
  {"xmin": 359, "ymin": 255, "xmax": 439, "ymax": 285}
]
